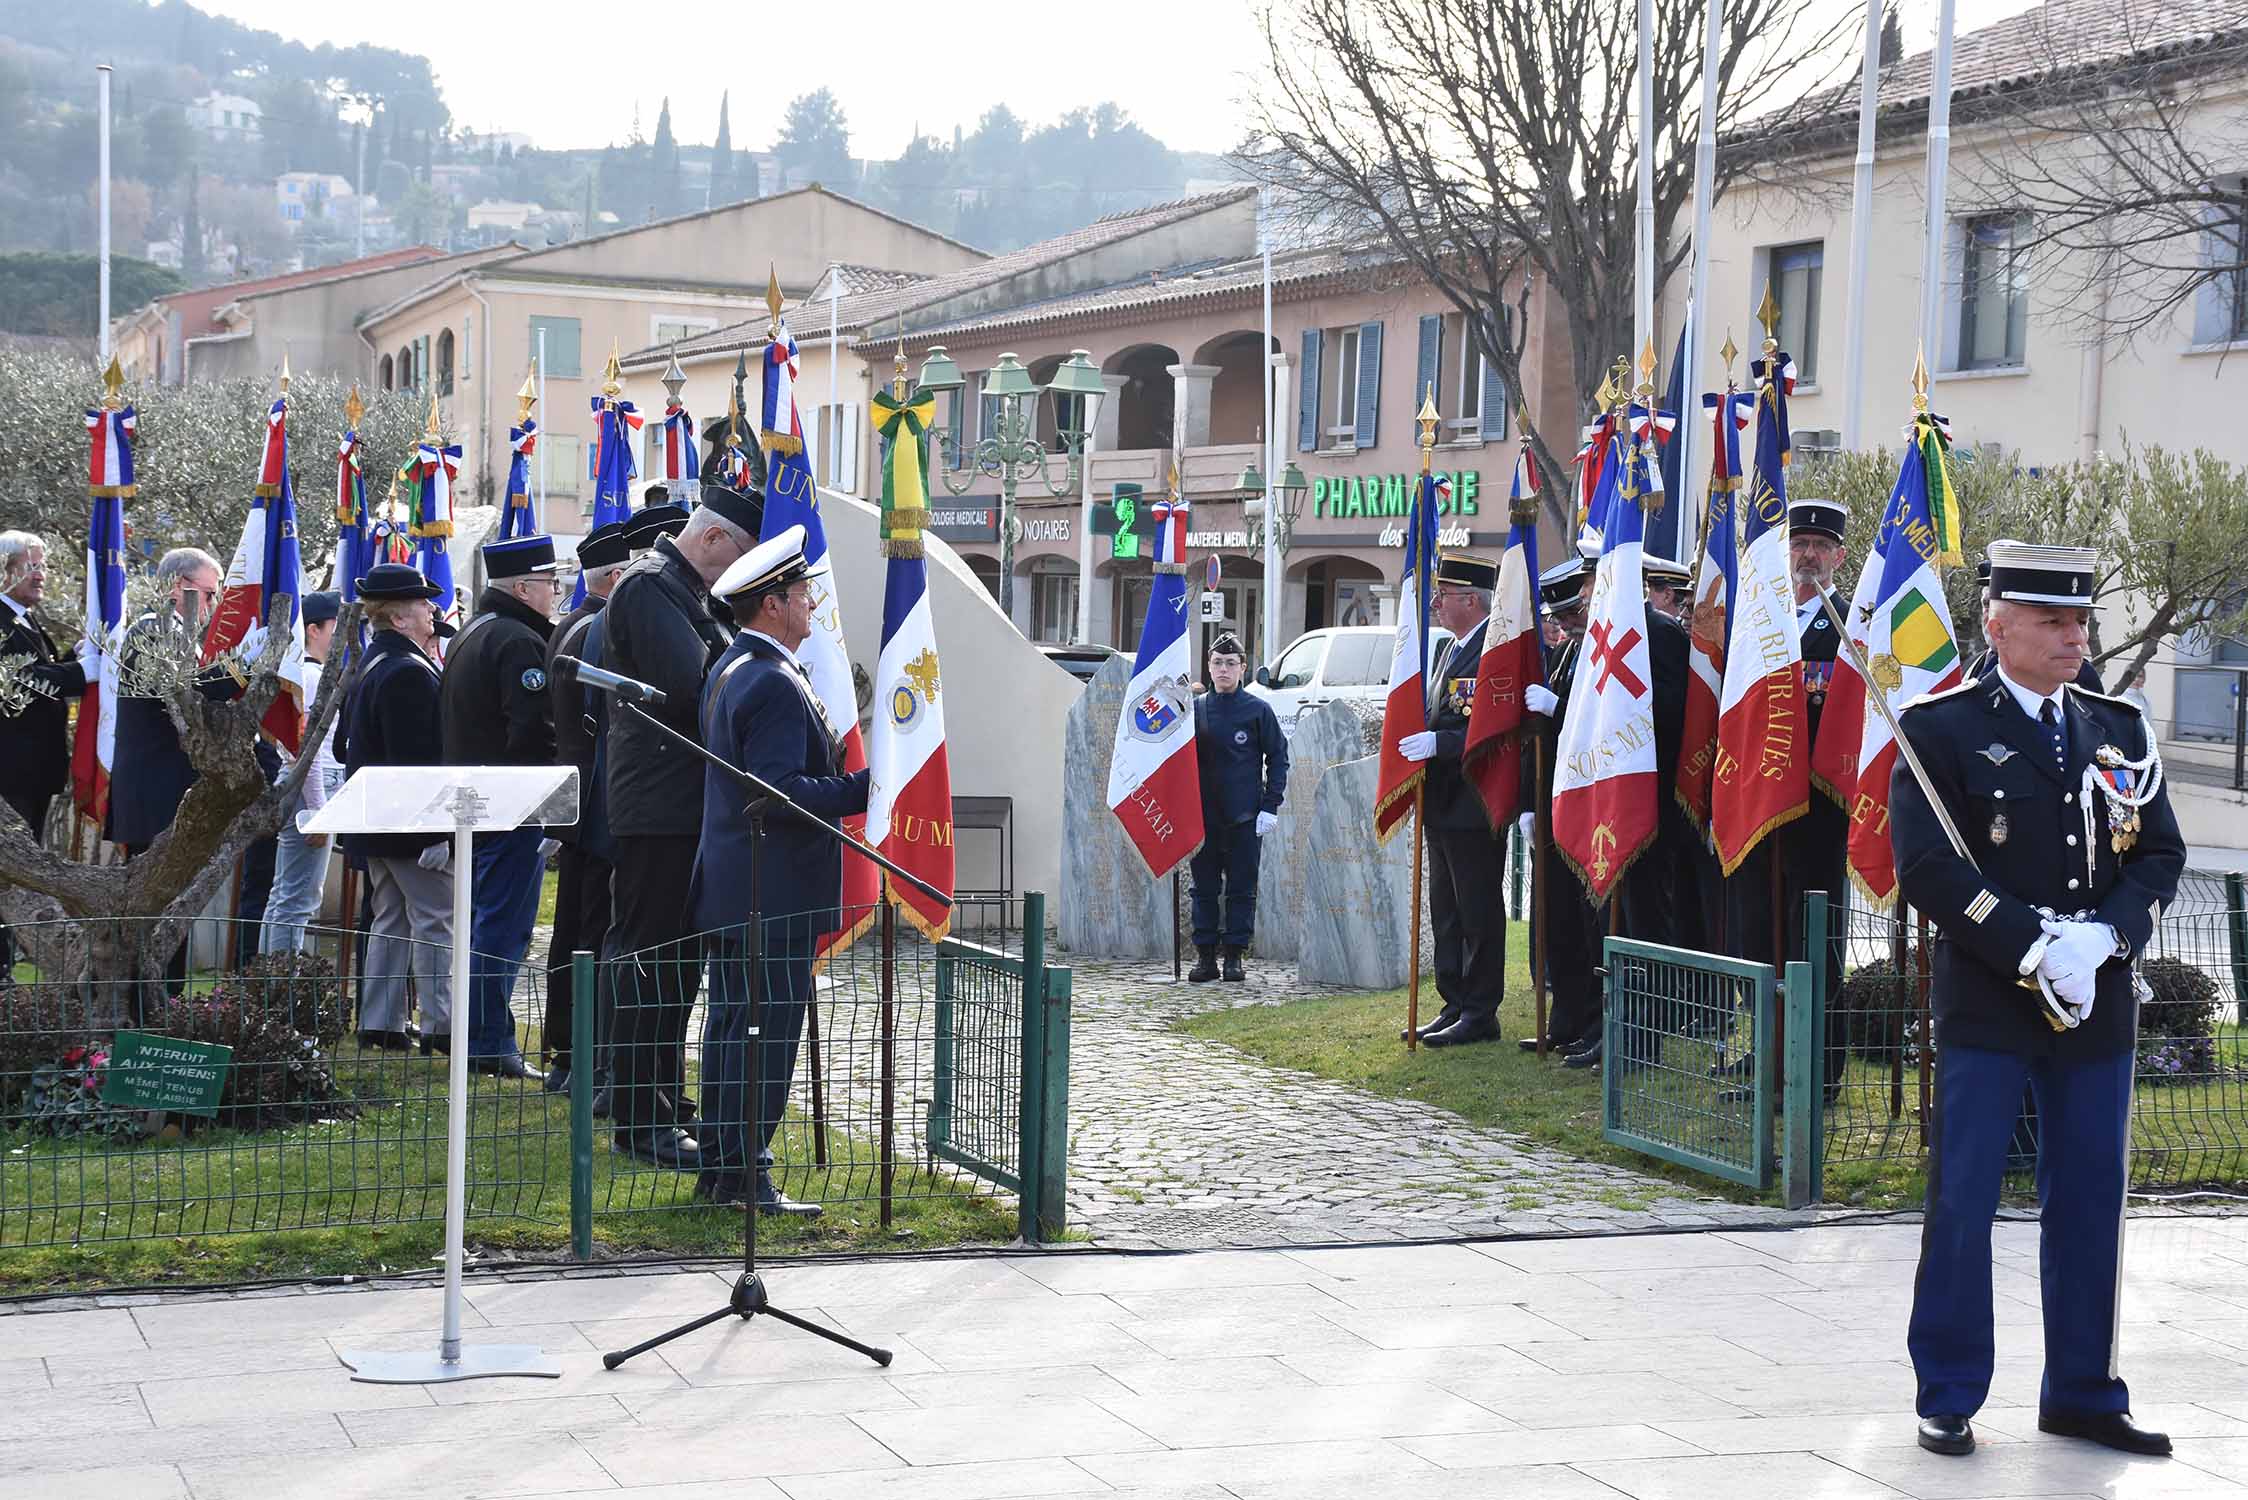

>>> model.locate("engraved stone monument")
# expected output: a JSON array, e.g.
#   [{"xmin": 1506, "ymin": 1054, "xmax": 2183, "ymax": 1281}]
[{"xmin": 1252, "ymin": 700, "xmax": 1371, "ymax": 963}]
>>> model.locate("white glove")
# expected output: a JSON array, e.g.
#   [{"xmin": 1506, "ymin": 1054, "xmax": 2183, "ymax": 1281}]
[
  {"xmin": 1525, "ymin": 684, "xmax": 1560, "ymax": 716},
  {"xmin": 240, "ymin": 624, "xmax": 270, "ymax": 661},
  {"xmin": 1255, "ymin": 811, "xmax": 1278, "ymax": 837},
  {"xmin": 416, "ymin": 842, "xmax": 452, "ymax": 873},
  {"xmin": 539, "ymin": 837, "xmax": 561, "ymax": 861},
  {"xmin": 74, "ymin": 638, "xmax": 98, "ymax": 672},
  {"xmin": 2040, "ymin": 919, "xmax": 2114, "ymax": 1018},
  {"xmin": 1397, "ymin": 731, "xmax": 1437, "ymax": 762}
]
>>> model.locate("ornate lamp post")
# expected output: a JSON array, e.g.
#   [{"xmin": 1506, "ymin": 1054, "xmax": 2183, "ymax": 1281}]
[
  {"xmin": 1237, "ymin": 457, "xmax": 1310, "ymax": 663},
  {"xmin": 916, "ymin": 346, "xmax": 1106, "ymax": 621}
]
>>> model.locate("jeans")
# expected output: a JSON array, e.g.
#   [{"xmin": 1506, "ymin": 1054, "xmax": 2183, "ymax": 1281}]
[{"xmin": 263, "ymin": 766, "xmax": 345, "ymax": 954}]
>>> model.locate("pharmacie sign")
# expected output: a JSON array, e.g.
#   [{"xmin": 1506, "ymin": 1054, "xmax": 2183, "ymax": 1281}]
[{"xmin": 1311, "ymin": 469, "xmax": 1482, "ymax": 520}]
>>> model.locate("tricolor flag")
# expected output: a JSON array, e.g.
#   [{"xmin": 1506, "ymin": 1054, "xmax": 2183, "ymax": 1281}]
[
  {"xmin": 1373, "ymin": 467, "xmax": 1441, "ymax": 841},
  {"xmin": 1460, "ymin": 439, "xmax": 1544, "ymax": 829},
  {"xmin": 1574, "ymin": 408, "xmax": 1621, "ymax": 553},
  {"xmin": 71, "ymin": 403, "xmax": 133, "ymax": 823},
  {"xmin": 1676, "ymin": 389, "xmax": 1754, "ymax": 828},
  {"xmin": 762, "ymin": 319, "xmax": 877, "ymax": 949},
  {"xmin": 406, "ymin": 435, "xmax": 460, "ymax": 613},
  {"xmin": 336, "ymin": 427, "xmax": 369, "ymax": 603},
  {"xmin": 1819, "ymin": 411, "xmax": 1966, "ymax": 905},
  {"xmin": 1711, "ymin": 348, "xmax": 1808, "ymax": 874},
  {"xmin": 1552, "ymin": 430, "xmax": 1659, "ymax": 902},
  {"xmin": 660, "ymin": 403, "xmax": 699, "ymax": 483},
  {"xmin": 500, "ymin": 417, "xmax": 538, "ymax": 539},
  {"xmin": 866, "ymin": 383, "xmax": 954, "ymax": 940},
  {"xmin": 574, "ymin": 393, "xmax": 642, "ymax": 608},
  {"xmin": 206, "ymin": 395, "xmax": 306, "ymax": 752},
  {"xmin": 1106, "ymin": 493, "xmax": 1203, "ymax": 876}
]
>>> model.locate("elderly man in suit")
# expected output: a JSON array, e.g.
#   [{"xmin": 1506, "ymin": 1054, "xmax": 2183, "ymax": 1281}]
[
  {"xmin": 690, "ymin": 525, "xmax": 868, "ymax": 1216},
  {"xmin": 0, "ymin": 531, "xmax": 86, "ymax": 842}
]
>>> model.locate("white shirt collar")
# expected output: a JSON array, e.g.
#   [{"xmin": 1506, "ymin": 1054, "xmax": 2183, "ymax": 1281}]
[
  {"xmin": 741, "ymin": 628, "xmax": 801, "ymax": 668},
  {"xmin": 1795, "ymin": 590, "xmax": 1825, "ymax": 627},
  {"xmin": 1994, "ymin": 662, "xmax": 2067, "ymax": 724},
  {"xmin": 2, "ymin": 592, "xmax": 28, "ymax": 624}
]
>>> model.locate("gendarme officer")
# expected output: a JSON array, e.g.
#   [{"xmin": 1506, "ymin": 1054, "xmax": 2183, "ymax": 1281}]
[
  {"xmin": 1186, "ymin": 632, "xmax": 1288, "ymax": 982},
  {"xmin": 1892, "ymin": 541, "xmax": 2183, "ymax": 1460}
]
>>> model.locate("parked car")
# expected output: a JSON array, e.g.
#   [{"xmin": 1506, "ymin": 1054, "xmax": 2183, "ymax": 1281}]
[
  {"xmin": 1249, "ymin": 624, "xmax": 1454, "ymax": 735},
  {"xmin": 1038, "ymin": 642, "xmax": 1122, "ymax": 684}
]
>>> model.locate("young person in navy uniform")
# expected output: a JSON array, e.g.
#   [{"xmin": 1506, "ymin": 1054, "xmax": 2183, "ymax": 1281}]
[
  {"xmin": 1186, "ymin": 632, "xmax": 1288, "ymax": 983},
  {"xmin": 1892, "ymin": 542, "xmax": 2183, "ymax": 1459},
  {"xmin": 1396, "ymin": 553, "xmax": 1508, "ymax": 1047},
  {"xmin": 437, "ymin": 532, "xmax": 565, "ymax": 1079},
  {"xmin": 690, "ymin": 526, "xmax": 868, "ymax": 1216}
]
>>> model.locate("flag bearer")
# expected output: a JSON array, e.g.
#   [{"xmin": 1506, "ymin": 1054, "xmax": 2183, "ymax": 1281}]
[{"xmin": 1186, "ymin": 632, "xmax": 1288, "ymax": 983}]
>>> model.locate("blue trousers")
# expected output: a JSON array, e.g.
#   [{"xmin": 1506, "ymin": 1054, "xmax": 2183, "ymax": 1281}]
[
  {"xmin": 699, "ymin": 925, "xmax": 814, "ymax": 1183},
  {"xmin": 1909, "ymin": 1041, "xmax": 2134, "ymax": 1420},
  {"xmin": 1189, "ymin": 820, "xmax": 1262, "ymax": 948},
  {"xmin": 465, "ymin": 825, "xmax": 544, "ymax": 1058}
]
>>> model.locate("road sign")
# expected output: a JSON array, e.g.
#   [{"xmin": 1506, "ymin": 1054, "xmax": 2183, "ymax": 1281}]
[{"xmin": 1199, "ymin": 593, "xmax": 1227, "ymax": 622}]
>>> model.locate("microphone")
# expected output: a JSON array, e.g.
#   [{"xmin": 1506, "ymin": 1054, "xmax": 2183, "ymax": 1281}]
[{"xmin": 554, "ymin": 655, "xmax": 667, "ymax": 709}]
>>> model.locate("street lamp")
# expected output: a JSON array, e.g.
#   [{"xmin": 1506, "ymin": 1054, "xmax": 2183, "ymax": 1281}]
[
  {"xmin": 919, "ymin": 346, "xmax": 1105, "ymax": 621},
  {"xmin": 1238, "ymin": 458, "xmax": 1310, "ymax": 663}
]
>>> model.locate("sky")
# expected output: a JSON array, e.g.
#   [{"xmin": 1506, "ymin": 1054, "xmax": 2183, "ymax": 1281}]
[{"xmin": 186, "ymin": 0, "xmax": 2056, "ymax": 160}]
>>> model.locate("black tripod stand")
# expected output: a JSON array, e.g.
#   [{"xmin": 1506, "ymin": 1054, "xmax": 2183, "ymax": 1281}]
[{"xmin": 588, "ymin": 694, "xmax": 951, "ymax": 1373}]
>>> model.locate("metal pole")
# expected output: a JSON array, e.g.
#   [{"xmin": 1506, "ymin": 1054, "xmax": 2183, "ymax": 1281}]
[
  {"xmin": 828, "ymin": 278, "xmax": 840, "ymax": 486},
  {"xmin": 1919, "ymin": 0, "xmax": 1959, "ymax": 374},
  {"xmin": 97, "ymin": 64, "xmax": 111, "ymax": 360},
  {"xmin": 1634, "ymin": 0, "xmax": 1657, "ymax": 361},
  {"xmin": 441, "ymin": 820, "xmax": 472, "ymax": 1364},
  {"xmin": 355, "ymin": 116, "xmax": 369, "ymax": 261},
  {"xmin": 1841, "ymin": 0, "xmax": 1883, "ymax": 451},
  {"xmin": 570, "ymin": 949, "xmax": 594, "ymax": 1259},
  {"xmin": 1261, "ymin": 188, "xmax": 1279, "ymax": 666},
  {"xmin": 1406, "ymin": 789, "xmax": 1425, "ymax": 1049},
  {"xmin": 879, "ymin": 898, "xmax": 895, "ymax": 1228},
  {"xmin": 1678, "ymin": 0, "xmax": 1723, "ymax": 554},
  {"xmin": 536, "ymin": 329, "xmax": 548, "ymax": 532},
  {"xmin": 1075, "ymin": 418, "xmax": 1096, "ymax": 644}
]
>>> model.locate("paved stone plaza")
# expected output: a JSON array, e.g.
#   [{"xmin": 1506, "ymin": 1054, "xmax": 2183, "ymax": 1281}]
[{"xmin": 5, "ymin": 1218, "xmax": 2248, "ymax": 1498}]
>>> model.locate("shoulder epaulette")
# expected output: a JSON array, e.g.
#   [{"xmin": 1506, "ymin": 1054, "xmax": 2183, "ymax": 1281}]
[
  {"xmin": 2066, "ymin": 681, "xmax": 2141, "ymax": 713},
  {"xmin": 1902, "ymin": 678, "xmax": 1980, "ymax": 712}
]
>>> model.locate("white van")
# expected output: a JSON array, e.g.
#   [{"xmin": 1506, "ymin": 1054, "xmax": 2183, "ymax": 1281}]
[{"xmin": 1250, "ymin": 625, "xmax": 1455, "ymax": 736}]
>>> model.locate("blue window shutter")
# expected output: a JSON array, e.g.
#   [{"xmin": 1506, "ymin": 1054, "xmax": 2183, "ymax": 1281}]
[
  {"xmin": 2193, "ymin": 202, "xmax": 2237, "ymax": 344},
  {"xmin": 1480, "ymin": 351, "xmax": 1509, "ymax": 441},
  {"xmin": 1415, "ymin": 314, "xmax": 1441, "ymax": 415},
  {"xmin": 1355, "ymin": 321, "xmax": 1383, "ymax": 448},
  {"xmin": 1298, "ymin": 329, "xmax": 1322, "ymax": 452}
]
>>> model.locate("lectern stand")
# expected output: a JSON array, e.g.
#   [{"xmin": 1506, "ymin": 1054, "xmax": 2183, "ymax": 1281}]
[{"xmin": 302, "ymin": 765, "xmax": 580, "ymax": 1385}]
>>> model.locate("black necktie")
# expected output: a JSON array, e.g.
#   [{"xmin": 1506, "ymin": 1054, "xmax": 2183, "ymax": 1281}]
[{"xmin": 2040, "ymin": 699, "xmax": 2065, "ymax": 769}]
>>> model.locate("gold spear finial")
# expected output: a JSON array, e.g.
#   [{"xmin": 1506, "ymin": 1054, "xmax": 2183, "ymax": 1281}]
[
  {"xmin": 1912, "ymin": 343, "xmax": 1931, "ymax": 414},
  {"xmin": 765, "ymin": 266, "xmax": 784, "ymax": 339},
  {"xmin": 1636, "ymin": 336, "xmax": 1659, "ymax": 397},
  {"xmin": 1755, "ymin": 282, "xmax": 1781, "ymax": 347},
  {"xmin": 279, "ymin": 349, "xmax": 292, "ymax": 397},
  {"xmin": 99, "ymin": 354, "xmax": 125, "ymax": 409},
  {"xmin": 516, "ymin": 362, "xmax": 538, "ymax": 423},
  {"xmin": 424, "ymin": 393, "xmax": 441, "ymax": 440},
  {"xmin": 343, "ymin": 382, "xmax": 365, "ymax": 430},
  {"xmin": 893, "ymin": 337, "xmax": 910, "ymax": 401},
  {"xmin": 1594, "ymin": 370, "xmax": 1617, "ymax": 414},
  {"xmin": 1719, "ymin": 330, "xmax": 1739, "ymax": 373},
  {"xmin": 1416, "ymin": 382, "xmax": 1439, "ymax": 473},
  {"xmin": 1168, "ymin": 464, "xmax": 1181, "ymax": 503},
  {"xmin": 600, "ymin": 341, "xmax": 622, "ymax": 400}
]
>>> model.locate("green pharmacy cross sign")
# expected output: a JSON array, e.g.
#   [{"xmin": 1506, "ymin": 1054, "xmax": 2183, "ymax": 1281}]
[{"xmin": 100, "ymin": 1031, "xmax": 232, "ymax": 1117}]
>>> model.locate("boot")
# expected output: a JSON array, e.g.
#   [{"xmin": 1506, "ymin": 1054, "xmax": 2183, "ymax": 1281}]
[
  {"xmin": 1221, "ymin": 946, "xmax": 1247, "ymax": 982},
  {"xmin": 1187, "ymin": 944, "xmax": 1220, "ymax": 983}
]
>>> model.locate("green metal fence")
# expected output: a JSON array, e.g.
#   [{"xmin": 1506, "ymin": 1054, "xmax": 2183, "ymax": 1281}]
[
  {"xmin": 1600, "ymin": 937, "xmax": 1778, "ymax": 1192},
  {"xmin": 0, "ymin": 892, "xmax": 1071, "ymax": 1268}
]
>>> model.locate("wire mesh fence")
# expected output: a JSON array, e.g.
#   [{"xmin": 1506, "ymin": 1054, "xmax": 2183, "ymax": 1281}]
[
  {"xmin": 1601, "ymin": 938, "xmax": 1776, "ymax": 1191},
  {"xmin": 0, "ymin": 893, "xmax": 1065, "ymax": 1259}
]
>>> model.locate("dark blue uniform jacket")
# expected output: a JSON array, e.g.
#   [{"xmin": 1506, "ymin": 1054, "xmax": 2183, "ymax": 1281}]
[{"xmin": 1195, "ymin": 686, "xmax": 1288, "ymax": 828}]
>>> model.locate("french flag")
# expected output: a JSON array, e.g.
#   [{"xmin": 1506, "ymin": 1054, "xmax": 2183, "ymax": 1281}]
[
  {"xmin": 1107, "ymin": 494, "xmax": 1203, "ymax": 877},
  {"xmin": 1677, "ymin": 389, "xmax": 1753, "ymax": 829},
  {"xmin": 661, "ymin": 404, "xmax": 698, "ymax": 482},
  {"xmin": 1373, "ymin": 469, "xmax": 1440, "ymax": 842},
  {"xmin": 72, "ymin": 404, "xmax": 133, "ymax": 823},
  {"xmin": 1551, "ymin": 427, "xmax": 1659, "ymax": 902},
  {"xmin": 1461, "ymin": 440, "xmax": 1544, "ymax": 829},
  {"xmin": 205, "ymin": 397, "xmax": 306, "ymax": 753},
  {"xmin": 867, "ymin": 552, "xmax": 954, "ymax": 939},
  {"xmin": 499, "ymin": 417, "xmax": 537, "ymax": 539},
  {"xmin": 1711, "ymin": 348, "xmax": 1809, "ymax": 875}
]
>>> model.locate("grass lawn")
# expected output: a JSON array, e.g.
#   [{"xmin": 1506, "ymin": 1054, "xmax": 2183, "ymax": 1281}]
[{"xmin": 0, "ymin": 1040, "xmax": 1016, "ymax": 1293}]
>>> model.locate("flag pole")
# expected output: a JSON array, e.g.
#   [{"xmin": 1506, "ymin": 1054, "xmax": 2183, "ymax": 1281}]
[
  {"xmin": 1406, "ymin": 385, "xmax": 1441, "ymax": 1051},
  {"xmin": 1532, "ymin": 735, "xmax": 1550, "ymax": 1055},
  {"xmin": 1918, "ymin": 0, "xmax": 1959, "ymax": 374},
  {"xmin": 1678, "ymin": 0, "xmax": 1723, "ymax": 560},
  {"xmin": 1634, "ymin": 0, "xmax": 1656, "ymax": 367},
  {"xmin": 97, "ymin": 64, "xmax": 112, "ymax": 361},
  {"xmin": 1841, "ymin": 0, "xmax": 1884, "ymax": 451},
  {"xmin": 1407, "ymin": 789, "xmax": 1425, "ymax": 1050}
]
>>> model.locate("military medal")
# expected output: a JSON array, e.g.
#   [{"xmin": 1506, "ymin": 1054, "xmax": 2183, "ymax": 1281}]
[
  {"xmin": 1988, "ymin": 813, "xmax": 2009, "ymax": 846},
  {"xmin": 2093, "ymin": 745, "xmax": 2141, "ymax": 853}
]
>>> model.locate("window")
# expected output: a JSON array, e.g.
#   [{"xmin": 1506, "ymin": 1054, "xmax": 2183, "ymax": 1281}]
[
  {"xmin": 945, "ymin": 387, "xmax": 972, "ymax": 471},
  {"xmin": 1031, "ymin": 568, "xmax": 1079, "ymax": 644},
  {"xmin": 1269, "ymin": 632, "xmax": 1326, "ymax": 689},
  {"xmin": 808, "ymin": 403, "xmax": 860, "ymax": 491},
  {"xmin": 544, "ymin": 435, "xmax": 582, "ymax": 505},
  {"xmin": 2200, "ymin": 175, "xmax": 2248, "ymax": 345},
  {"xmin": 1958, "ymin": 214, "xmax": 2030, "ymax": 369},
  {"xmin": 436, "ymin": 329, "xmax": 455, "ymax": 397},
  {"xmin": 529, "ymin": 315, "xmax": 583, "ymax": 378},
  {"xmin": 1325, "ymin": 326, "xmax": 1362, "ymax": 444},
  {"xmin": 652, "ymin": 316, "xmax": 716, "ymax": 345},
  {"xmin": 1770, "ymin": 241, "xmax": 1824, "ymax": 381},
  {"xmin": 395, "ymin": 345, "xmax": 414, "ymax": 390},
  {"xmin": 378, "ymin": 354, "xmax": 393, "ymax": 391},
  {"xmin": 1318, "ymin": 631, "xmax": 1385, "ymax": 687}
]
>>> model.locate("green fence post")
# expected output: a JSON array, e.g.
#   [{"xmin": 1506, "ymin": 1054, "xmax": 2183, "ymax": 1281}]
[
  {"xmin": 1805, "ymin": 890, "xmax": 1830, "ymax": 1198},
  {"xmin": 2227, "ymin": 873, "xmax": 2248, "ymax": 1027},
  {"xmin": 570, "ymin": 950, "xmax": 595, "ymax": 1261},
  {"xmin": 1037, "ymin": 964, "xmax": 1073, "ymax": 1241},
  {"xmin": 1781, "ymin": 958, "xmax": 1817, "ymax": 1208},
  {"xmin": 1018, "ymin": 892, "xmax": 1049, "ymax": 1243}
]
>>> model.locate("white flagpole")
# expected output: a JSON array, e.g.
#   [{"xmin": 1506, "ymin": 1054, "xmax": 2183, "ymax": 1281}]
[
  {"xmin": 1919, "ymin": 0, "xmax": 1959, "ymax": 376},
  {"xmin": 97, "ymin": 64, "xmax": 112, "ymax": 361},
  {"xmin": 1635, "ymin": 0, "xmax": 1657, "ymax": 365},
  {"xmin": 536, "ymin": 329, "xmax": 548, "ymax": 531},
  {"xmin": 1842, "ymin": 0, "xmax": 1884, "ymax": 451},
  {"xmin": 829, "ymin": 275, "xmax": 840, "ymax": 486},
  {"xmin": 1679, "ymin": 0, "xmax": 1724, "ymax": 556},
  {"xmin": 1260, "ymin": 186, "xmax": 1278, "ymax": 666}
]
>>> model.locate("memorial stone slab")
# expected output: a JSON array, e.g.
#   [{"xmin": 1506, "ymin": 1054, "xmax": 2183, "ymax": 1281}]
[
  {"xmin": 1252, "ymin": 700, "xmax": 1368, "ymax": 962},
  {"xmin": 1058, "ymin": 651, "xmax": 1174, "ymax": 959},
  {"xmin": 1299, "ymin": 754, "xmax": 1429, "ymax": 990}
]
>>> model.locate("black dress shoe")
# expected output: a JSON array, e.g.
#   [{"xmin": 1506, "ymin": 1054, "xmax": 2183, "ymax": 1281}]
[
  {"xmin": 1423, "ymin": 1012, "xmax": 1500, "ymax": 1048},
  {"xmin": 1405, "ymin": 1006, "xmax": 1463, "ymax": 1043},
  {"xmin": 2038, "ymin": 1409, "xmax": 2170, "ymax": 1456},
  {"xmin": 756, "ymin": 1177, "xmax": 824, "ymax": 1218},
  {"xmin": 1562, "ymin": 1033, "xmax": 1601, "ymax": 1056},
  {"xmin": 402, "ymin": 1022, "xmax": 425, "ymax": 1046},
  {"xmin": 1917, "ymin": 1414, "xmax": 1975, "ymax": 1455},
  {"xmin": 693, "ymin": 1173, "xmax": 753, "ymax": 1209},
  {"xmin": 471, "ymin": 1054, "xmax": 546, "ymax": 1082},
  {"xmin": 589, "ymin": 1087, "xmax": 612, "ymax": 1121},
  {"xmin": 419, "ymin": 1035, "xmax": 451, "ymax": 1057},
  {"xmin": 613, "ymin": 1127, "xmax": 701, "ymax": 1170},
  {"xmin": 356, "ymin": 1029, "xmax": 413, "ymax": 1052},
  {"xmin": 541, "ymin": 1066, "xmax": 571, "ymax": 1095},
  {"xmin": 1562, "ymin": 1040, "xmax": 1604, "ymax": 1069}
]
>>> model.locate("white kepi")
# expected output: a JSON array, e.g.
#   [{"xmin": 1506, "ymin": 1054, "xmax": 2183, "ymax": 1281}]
[{"xmin": 302, "ymin": 763, "xmax": 580, "ymax": 1384}]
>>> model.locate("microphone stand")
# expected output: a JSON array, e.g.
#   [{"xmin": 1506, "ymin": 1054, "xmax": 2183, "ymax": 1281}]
[{"xmin": 595, "ymin": 697, "xmax": 950, "ymax": 1373}]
